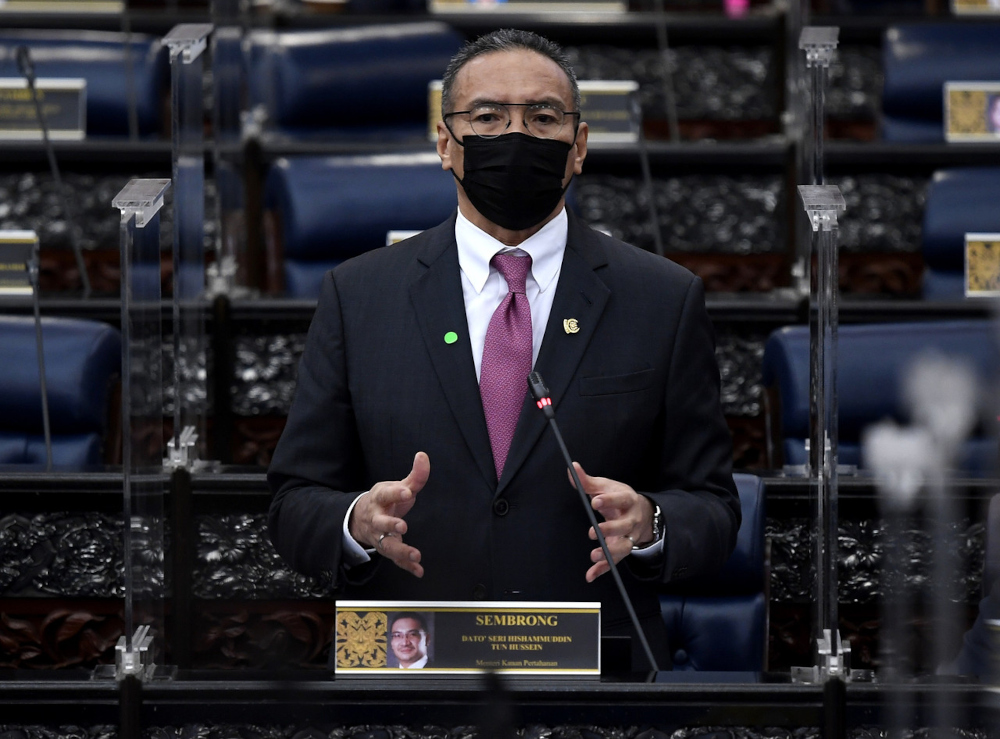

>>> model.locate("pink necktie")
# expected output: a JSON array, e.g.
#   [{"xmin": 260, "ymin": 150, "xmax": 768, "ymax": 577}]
[{"xmin": 480, "ymin": 252, "xmax": 533, "ymax": 479}]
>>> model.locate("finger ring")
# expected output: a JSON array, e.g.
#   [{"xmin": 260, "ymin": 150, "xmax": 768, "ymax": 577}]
[
  {"xmin": 625, "ymin": 535, "xmax": 636, "ymax": 546},
  {"xmin": 377, "ymin": 532, "xmax": 393, "ymax": 552}
]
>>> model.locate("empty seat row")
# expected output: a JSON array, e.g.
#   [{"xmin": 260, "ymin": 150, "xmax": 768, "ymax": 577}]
[
  {"xmin": 4, "ymin": 21, "xmax": 1000, "ymax": 143},
  {"xmin": 762, "ymin": 319, "xmax": 997, "ymax": 474},
  {"xmin": 264, "ymin": 155, "xmax": 1000, "ymax": 300}
]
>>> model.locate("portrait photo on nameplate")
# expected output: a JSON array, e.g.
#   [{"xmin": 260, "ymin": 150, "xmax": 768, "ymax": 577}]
[
  {"xmin": 965, "ymin": 233, "xmax": 1000, "ymax": 297},
  {"xmin": 334, "ymin": 601, "xmax": 600, "ymax": 676},
  {"xmin": 945, "ymin": 82, "xmax": 1000, "ymax": 142},
  {"xmin": 0, "ymin": 231, "xmax": 38, "ymax": 296}
]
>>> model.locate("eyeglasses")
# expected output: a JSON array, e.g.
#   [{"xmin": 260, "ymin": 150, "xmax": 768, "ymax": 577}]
[
  {"xmin": 444, "ymin": 102, "xmax": 581, "ymax": 140},
  {"xmin": 391, "ymin": 630, "xmax": 425, "ymax": 640}
]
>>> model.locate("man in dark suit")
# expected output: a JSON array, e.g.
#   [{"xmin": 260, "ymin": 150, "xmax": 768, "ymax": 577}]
[{"xmin": 267, "ymin": 29, "xmax": 740, "ymax": 669}]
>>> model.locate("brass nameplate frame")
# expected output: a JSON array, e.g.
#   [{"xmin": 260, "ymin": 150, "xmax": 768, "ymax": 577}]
[
  {"xmin": 0, "ymin": 77, "xmax": 85, "ymax": 140},
  {"xmin": 945, "ymin": 82, "xmax": 1000, "ymax": 143},
  {"xmin": 0, "ymin": 0, "xmax": 123, "ymax": 12},
  {"xmin": 965, "ymin": 232, "xmax": 1000, "ymax": 297},
  {"xmin": 335, "ymin": 600, "xmax": 601, "ymax": 676},
  {"xmin": 0, "ymin": 230, "xmax": 38, "ymax": 296},
  {"xmin": 951, "ymin": 0, "xmax": 1000, "ymax": 14},
  {"xmin": 428, "ymin": 79, "xmax": 638, "ymax": 144},
  {"xmin": 578, "ymin": 80, "xmax": 638, "ymax": 144},
  {"xmin": 430, "ymin": 0, "xmax": 625, "ymax": 14}
]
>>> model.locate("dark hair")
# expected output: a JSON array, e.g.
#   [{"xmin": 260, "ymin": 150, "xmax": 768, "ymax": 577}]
[
  {"xmin": 390, "ymin": 611, "xmax": 428, "ymax": 632},
  {"xmin": 441, "ymin": 29, "xmax": 581, "ymax": 116}
]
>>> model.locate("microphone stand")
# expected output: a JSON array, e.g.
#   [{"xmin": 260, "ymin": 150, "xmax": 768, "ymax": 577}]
[
  {"xmin": 16, "ymin": 46, "xmax": 92, "ymax": 298},
  {"xmin": 528, "ymin": 371, "xmax": 661, "ymax": 674}
]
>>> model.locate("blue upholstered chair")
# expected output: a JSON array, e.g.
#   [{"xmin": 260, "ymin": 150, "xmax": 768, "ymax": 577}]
[
  {"xmin": 659, "ymin": 473, "xmax": 767, "ymax": 672},
  {"xmin": 761, "ymin": 320, "xmax": 998, "ymax": 473},
  {"xmin": 263, "ymin": 153, "xmax": 458, "ymax": 298},
  {"xmin": 0, "ymin": 30, "xmax": 167, "ymax": 137},
  {"xmin": 922, "ymin": 168, "xmax": 1000, "ymax": 300},
  {"xmin": 247, "ymin": 22, "xmax": 463, "ymax": 143},
  {"xmin": 0, "ymin": 316, "xmax": 121, "ymax": 468},
  {"xmin": 882, "ymin": 24, "xmax": 1000, "ymax": 142}
]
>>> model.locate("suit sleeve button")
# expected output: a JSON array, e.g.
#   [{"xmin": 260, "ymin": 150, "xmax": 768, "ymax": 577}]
[
  {"xmin": 493, "ymin": 499, "xmax": 509, "ymax": 516},
  {"xmin": 473, "ymin": 584, "xmax": 487, "ymax": 600}
]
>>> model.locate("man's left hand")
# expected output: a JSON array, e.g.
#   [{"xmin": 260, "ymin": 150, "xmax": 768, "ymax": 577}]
[{"xmin": 570, "ymin": 462, "xmax": 656, "ymax": 582}]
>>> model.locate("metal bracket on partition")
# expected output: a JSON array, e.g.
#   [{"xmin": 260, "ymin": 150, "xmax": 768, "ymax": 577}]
[
  {"xmin": 205, "ymin": 254, "xmax": 240, "ymax": 298},
  {"xmin": 241, "ymin": 106, "xmax": 267, "ymax": 141},
  {"xmin": 791, "ymin": 629, "xmax": 871, "ymax": 683},
  {"xmin": 113, "ymin": 179, "xmax": 171, "ymax": 227},
  {"xmin": 165, "ymin": 425, "xmax": 198, "ymax": 467},
  {"xmin": 799, "ymin": 26, "xmax": 839, "ymax": 69},
  {"xmin": 799, "ymin": 185, "xmax": 847, "ymax": 231},
  {"xmin": 115, "ymin": 625, "xmax": 155, "ymax": 681},
  {"xmin": 163, "ymin": 23, "xmax": 213, "ymax": 64}
]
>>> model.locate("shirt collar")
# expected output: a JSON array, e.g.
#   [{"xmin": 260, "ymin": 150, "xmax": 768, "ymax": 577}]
[{"xmin": 456, "ymin": 208, "xmax": 567, "ymax": 295}]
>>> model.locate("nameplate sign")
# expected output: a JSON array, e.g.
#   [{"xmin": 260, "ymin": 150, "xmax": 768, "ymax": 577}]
[
  {"xmin": 387, "ymin": 230, "xmax": 422, "ymax": 245},
  {"xmin": 430, "ymin": 0, "xmax": 625, "ymax": 14},
  {"xmin": 965, "ymin": 232, "xmax": 1000, "ymax": 297},
  {"xmin": 428, "ymin": 80, "xmax": 637, "ymax": 144},
  {"xmin": 945, "ymin": 82, "xmax": 1000, "ymax": 143},
  {"xmin": 0, "ymin": 0, "xmax": 124, "ymax": 12},
  {"xmin": 0, "ymin": 230, "xmax": 38, "ymax": 296},
  {"xmin": 579, "ymin": 80, "xmax": 638, "ymax": 144},
  {"xmin": 951, "ymin": 0, "xmax": 1000, "ymax": 14},
  {"xmin": 334, "ymin": 600, "xmax": 601, "ymax": 676},
  {"xmin": 0, "ymin": 78, "xmax": 85, "ymax": 140}
]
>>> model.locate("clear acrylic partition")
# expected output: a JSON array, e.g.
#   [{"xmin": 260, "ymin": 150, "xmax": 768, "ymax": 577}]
[
  {"xmin": 164, "ymin": 24, "xmax": 213, "ymax": 467},
  {"xmin": 793, "ymin": 25, "xmax": 838, "ymax": 300},
  {"xmin": 113, "ymin": 178, "xmax": 170, "ymax": 676},
  {"xmin": 798, "ymin": 27, "xmax": 838, "ymax": 187},
  {"xmin": 786, "ymin": 0, "xmax": 809, "ymax": 292},
  {"xmin": 796, "ymin": 184, "xmax": 847, "ymax": 682},
  {"xmin": 209, "ymin": 0, "xmax": 253, "ymax": 297}
]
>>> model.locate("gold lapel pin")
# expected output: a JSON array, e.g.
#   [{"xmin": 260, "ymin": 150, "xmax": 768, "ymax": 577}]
[{"xmin": 563, "ymin": 318, "xmax": 580, "ymax": 334}]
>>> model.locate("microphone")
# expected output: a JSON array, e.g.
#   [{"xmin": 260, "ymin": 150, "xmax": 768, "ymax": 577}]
[
  {"xmin": 14, "ymin": 45, "xmax": 91, "ymax": 297},
  {"xmin": 527, "ymin": 371, "xmax": 661, "ymax": 673},
  {"xmin": 15, "ymin": 46, "xmax": 34, "ymax": 82}
]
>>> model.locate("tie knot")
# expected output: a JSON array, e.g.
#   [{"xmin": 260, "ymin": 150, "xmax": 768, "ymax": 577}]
[{"xmin": 492, "ymin": 252, "xmax": 531, "ymax": 295}]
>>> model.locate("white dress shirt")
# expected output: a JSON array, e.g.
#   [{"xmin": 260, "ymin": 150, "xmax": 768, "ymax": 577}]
[
  {"xmin": 341, "ymin": 208, "xmax": 662, "ymax": 564},
  {"xmin": 455, "ymin": 207, "xmax": 565, "ymax": 379}
]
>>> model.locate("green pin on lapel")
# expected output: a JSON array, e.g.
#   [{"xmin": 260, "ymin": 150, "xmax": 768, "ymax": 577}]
[{"xmin": 444, "ymin": 331, "xmax": 458, "ymax": 344}]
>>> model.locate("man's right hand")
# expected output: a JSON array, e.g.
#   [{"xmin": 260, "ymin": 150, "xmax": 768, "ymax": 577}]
[{"xmin": 348, "ymin": 451, "xmax": 430, "ymax": 577}]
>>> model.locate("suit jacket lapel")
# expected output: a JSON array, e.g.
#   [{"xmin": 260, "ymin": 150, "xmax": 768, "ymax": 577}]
[
  {"xmin": 409, "ymin": 215, "xmax": 497, "ymax": 491},
  {"xmin": 497, "ymin": 214, "xmax": 611, "ymax": 494}
]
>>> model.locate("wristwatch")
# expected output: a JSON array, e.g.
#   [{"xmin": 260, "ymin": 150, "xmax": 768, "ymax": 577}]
[{"xmin": 632, "ymin": 502, "xmax": 663, "ymax": 551}]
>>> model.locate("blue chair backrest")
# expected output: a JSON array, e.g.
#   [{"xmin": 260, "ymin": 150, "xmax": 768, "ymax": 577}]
[
  {"xmin": 248, "ymin": 22, "xmax": 463, "ymax": 142},
  {"xmin": 264, "ymin": 153, "xmax": 458, "ymax": 298},
  {"xmin": 922, "ymin": 168, "xmax": 1000, "ymax": 300},
  {"xmin": 0, "ymin": 316, "xmax": 121, "ymax": 468},
  {"xmin": 882, "ymin": 23, "xmax": 1000, "ymax": 142},
  {"xmin": 0, "ymin": 30, "xmax": 167, "ymax": 137},
  {"xmin": 660, "ymin": 473, "xmax": 767, "ymax": 671},
  {"xmin": 761, "ymin": 320, "xmax": 998, "ymax": 471}
]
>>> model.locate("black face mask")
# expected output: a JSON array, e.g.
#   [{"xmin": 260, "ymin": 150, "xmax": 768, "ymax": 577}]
[{"xmin": 454, "ymin": 132, "xmax": 573, "ymax": 231}]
